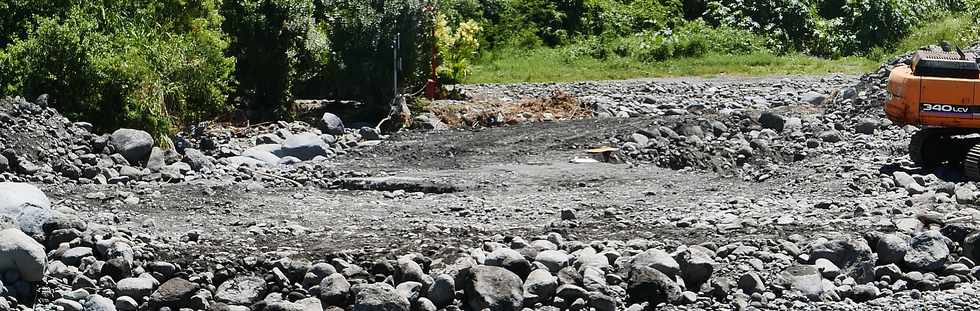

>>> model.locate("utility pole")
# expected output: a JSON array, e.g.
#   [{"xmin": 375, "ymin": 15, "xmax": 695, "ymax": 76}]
[{"xmin": 393, "ymin": 33, "xmax": 401, "ymax": 96}]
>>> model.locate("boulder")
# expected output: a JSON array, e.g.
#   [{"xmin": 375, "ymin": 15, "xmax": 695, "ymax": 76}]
[
  {"xmin": 626, "ymin": 265, "xmax": 680, "ymax": 304},
  {"xmin": 181, "ymin": 148, "xmax": 213, "ymax": 172},
  {"xmin": 485, "ymin": 248, "xmax": 532, "ymax": 279},
  {"xmin": 758, "ymin": 112, "xmax": 786, "ymax": 132},
  {"xmin": 522, "ymin": 269, "xmax": 557, "ymax": 302},
  {"xmin": 320, "ymin": 273, "xmax": 351, "ymax": 306},
  {"xmin": 0, "ymin": 183, "xmax": 73, "ymax": 238},
  {"xmin": 941, "ymin": 221, "xmax": 980, "ymax": 243},
  {"xmin": 242, "ymin": 147, "xmax": 281, "ymax": 164},
  {"xmin": 116, "ymin": 277, "xmax": 155, "ymax": 300},
  {"xmin": 893, "ymin": 172, "xmax": 926, "ymax": 194},
  {"xmin": 394, "ymin": 281, "xmax": 422, "ymax": 303},
  {"xmin": 109, "ymin": 129, "xmax": 153, "ymax": 164},
  {"xmin": 904, "ymin": 230, "xmax": 949, "ymax": 272},
  {"xmin": 352, "ymin": 283, "xmax": 410, "ymax": 311},
  {"xmin": 414, "ymin": 113, "xmax": 448, "ymax": 131},
  {"xmin": 855, "ymin": 119, "xmax": 878, "ymax": 134},
  {"xmin": 0, "ymin": 228, "xmax": 46, "ymax": 282},
  {"xmin": 359, "ymin": 127, "xmax": 381, "ymax": 141},
  {"xmin": 851, "ymin": 284, "xmax": 879, "ymax": 302},
  {"xmin": 777, "ymin": 265, "xmax": 823, "ymax": 300},
  {"xmin": 61, "ymin": 247, "xmax": 93, "ymax": 266},
  {"xmin": 535, "ymin": 250, "xmax": 571, "ymax": 273},
  {"xmin": 630, "ymin": 249, "xmax": 680, "ymax": 278},
  {"xmin": 295, "ymin": 298, "xmax": 323, "ymax": 311},
  {"xmin": 875, "ymin": 234, "xmax": 910, "ymax": 265},
  {"xmin": 809, "ymin": 238, "xmax": 877, "ymax": 283},
  {"xmin": 148, "ymin": 277, "xmax": 199, "ymax": 308},
  {"xmin": 801, "ymin": 92, "xmax": 827, "ymax": 105},
  {"xmin": 427, "ymin": 274, "xmax": 454, "ymax": 308},
  {"xmin": 265, "ymin": 301, "xmax": 304, "ymax": 311},
  {"xmin": 146, "ymin": 148, "xmax": 165, "ymax": 172},
  {"xmin": 319, "ymin": 113, "xmax": 345, "ymax": 135},
  {"xmin": 216, "ymin": 276, "xmax": 266, "ymax": 305},
  {"xmin": 274, "ymin": 133, "xmax": 330, "ymax": 161},
  {"xmin": 674, "ymin": 247, "xmax": 715, "ymax": 290},
  {"xmin": 0, "ymin": 183, "xmax": 50, "ymax": 210},
  {"xmin": 737, "ymin": 272, "xmax": 766, "ymax": 294},
  {"xmin": 395, "ymin": 257, "xmax": 427, "ymax": 285},
  {"xmin": 83, "ymin": 295, "xmax": 117, "ymax": 311},
  {"xmin": 461, "ymin": 265, "xmax": 523, "ymax": 311}
]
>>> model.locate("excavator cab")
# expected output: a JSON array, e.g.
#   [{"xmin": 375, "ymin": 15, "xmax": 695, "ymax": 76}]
[{"xmin": 886, "ymin": 48, "xmax": 980, "ymax": 179}]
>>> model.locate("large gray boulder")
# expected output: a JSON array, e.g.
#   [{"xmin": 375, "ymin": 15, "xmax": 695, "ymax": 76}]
[
  {"xmin": 0, "ymin": 183, "xmax": 50, "ymax": 210},
  {"xmin": 674, "ymin": 247, "xmax": 715, "ymax": 290},
  {"xmin": 534, "ymin": 250, "xmax": 571, "ymax": 273},
  {"xmin": 181, "ymin": 148, "xmax": 213, "ymax": 172},
  {"xmin": 273, "ymin": 133, "xmax": 330, "ymax": 161},
  {"xmin": 626, "ymin": 265, "xmax": 680, "ymax": 304},
  {"xmin": 629, "ymin": 249, "xmax": 680, "ymax": 278},
  {"xmin": 146, "ymin": 147, "xmax": 166, "ymax": 172},
  {"xmin": 809, "ymin": 238, "xmax": 877, "ymax": 283},
  {"xmin": 427, "ymin": 274, "xmax": 455, "ymax": 308},
  {"xmin": 116, "ymin": 277, "xmax": 156, "ymax": 299},
  {"xmin": 875, "ymin": 234, "xmax": 910, "ymax": 265},
  {"xmin": 148, "ymin": 277, "xmax": 199, "ymax": 308},
  {"xmin": 758, "ymin": 112, "xmax": 786, "ymax": 132},
  {"xmin": 352, "ymin": 282, "xmax": 410, "ymax": 311},
  {"xmin": 319, "ymin": 113, "xmax": 345, "ymax": 135},
  {"xmin": 0, "ymin": 183, "xmax": 57, "ymax": 238},
  {"xmin": 0, "ymin": 228, "xmax": 46, "ymax": 282},
  {"xmin": 484, "ymin": 248, "xmax": 532, "ymax": 280},
  {"xmin": 242, "ymin": 147, "xmax": 281, "ymax": 164},
  {"xmin": 776, "ymin": 265, "xmax": 823, "ymax": 300},
  {"xmin": 215, "ymin": 276, "xmax": 266, "ymax": 305},
  {"xmin": 83, "ymin": 295, "xmax": 117, "ymax": 311},
  {"xmin": 904, "ymin": 230, "xmax": 949, "ymax": 272},
  {"xmin": 320, "ymin": 273, "xmax": 351, "ymax": 306},
  {"xmin": 523, "ymin": 269, "xmax": 557, "ymax": 303},
  {"xmin": 461, "ymin": 265, "xmax": 523, "ymax": 311},
  {"xmin": 110, "ymin": 129, "xmax": 154, "ymax": 164}
]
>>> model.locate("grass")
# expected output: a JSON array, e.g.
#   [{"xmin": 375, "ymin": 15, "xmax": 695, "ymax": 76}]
[
  {"xmin": 466, "ymin": 13, "xmax": 976, "ymax": 84},
  {"xmin": 892, "ymin": 13, "xmax": 977, "ymax": 54},
  {"xmin": 467, "ymin": 49, "xmax": 878, "ymax": 83}
]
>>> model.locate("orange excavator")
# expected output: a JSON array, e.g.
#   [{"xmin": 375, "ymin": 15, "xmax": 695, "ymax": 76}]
[{"xmin": 887, "ymin": 48, "xmax": 980, "ymax": 179}]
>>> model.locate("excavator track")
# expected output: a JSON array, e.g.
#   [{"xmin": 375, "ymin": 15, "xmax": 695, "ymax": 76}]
[
  {"xmin": 966, "ymin": 144, "xmax": 980, "ymax": 181},
  {"xmin": 909, "ymin": 129, "xmax": 937, "ymax": 168},
  {"xmin": 909, "ymin": 128, "xmax": 980, "ymax": 172}
]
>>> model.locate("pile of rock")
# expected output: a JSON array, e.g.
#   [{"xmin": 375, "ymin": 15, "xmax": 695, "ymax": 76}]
[
  {"xmin": 608, "ymin": 103, "xmax": 891, "ymax": 180},
  {"xmin": 0, "ymin": 95, "xmax": 378, "ymax": 187},
  {"xmin": 462, "ymin": 76, "xmax": 852, "ymax": 121},
  {"xmin": 0, "ymin": 96, "xmax": 96, "ymax": 184},
  {"xmin": 4, "ymin": 181, "xmax": 980, "ymax": 310}
]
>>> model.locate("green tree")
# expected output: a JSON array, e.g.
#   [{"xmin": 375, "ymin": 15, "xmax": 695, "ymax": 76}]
[
  {"xmin": 0, "ymin": 0, "xmax": 234, "ymax": 139},
  {"xmin": 222, "ymin": 0, "xmax": 330, "ymax": 117}
]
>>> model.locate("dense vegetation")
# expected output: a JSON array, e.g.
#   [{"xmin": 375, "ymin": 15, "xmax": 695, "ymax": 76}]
[{"xmin": 0, "ymin": 0, "xmax": 975, "ymax": 138}]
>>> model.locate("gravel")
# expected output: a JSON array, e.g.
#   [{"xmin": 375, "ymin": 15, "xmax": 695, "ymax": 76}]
[{"xmin": 4, "ymin": 47, "xmax": 980, "ymax": 310}]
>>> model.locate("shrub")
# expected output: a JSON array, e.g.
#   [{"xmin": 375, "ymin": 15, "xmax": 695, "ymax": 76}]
[
  {"xmin": 612, "ymin": 20, "xmax": 767, "ymax": 61},
  {"xmin": 0, "ymin": 1, "xmax": 234, "ymax": 139},
  {"xmin": 703, "ymin": 0, "xmax": 818, "ymax": 53},
  {"xmin": 970, "ymin": 0, "xmax": 980, "ymax": 38},
  {"xmin": 324, "ymin": 0, "xmax": 436, "ymax": 117},
  {"xmin": 435, "ymin": 14, "xmax": 482, "ymax": 83},
  {"xmin": 222, "ymin": 0, "xmax": 329, "ymax": 117},
  {"xmin": 703, "ymin": 0, "xmax": 966, "ymax": 56},
  {"xmin": 580, "ymin": 0, "xmax": 684, "ymax": 37}
]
